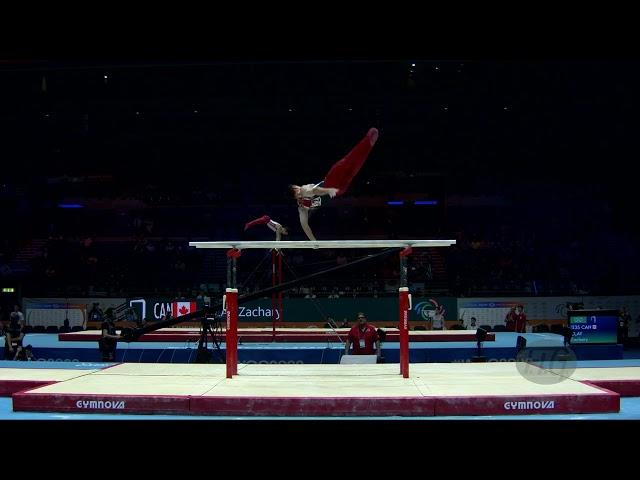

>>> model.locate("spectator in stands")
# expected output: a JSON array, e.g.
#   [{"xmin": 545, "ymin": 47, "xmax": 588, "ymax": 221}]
[
  {"xmin": 431, "ymin": 304, "xmax": 445, "ymax": 330},
  {"xmin": 504, "ymin": 306, "xmax": 516, "ymax": 332},
  {"xmin": 514, "ymin": 305, "xmax": 527, "ymax": 333},
  {"xmin": 325, "ymin": 317, "xmax": 338, "ymax": 328},
  {"xmin": 104, "ymin": 307, "xmax": 115, "ymax": 322},
  {"xmin": 466, "ymin": 316, "xmax": 478, "ymax": 330},
  {"xmin": 339, "ymin": 318, "xmax": 350, "ymax": 328},
  {"xmin": 14, "ymin": 344, "xmax": 34, "ymax": 361},
  {"xmin": 203, "ymin": 291, "xmax": 212, "ymax": 306},
  {"xmin": 344, "ymin": 312, "xmax": 380, "ymax": 359},
  {"xmin": 9, "ymin": 304, "xmax": 23, "ymax": 325},
  {"xmin": 59, "ymin": 318, "xmax": 71, "ymax": 333},
  {"xmin": 136, "ymin": 317, "xmax": 149, "ymax": 328},
  {"xmin": 4, "ymin": 305, "xmax": 25, "ymax": 359},
  {"xmin": 98, "ymin": 315, "xmax": 121, "ymax": 361},
  {"xmin": 124, "ymin": 307, "xmax": 138, "ymax": 325},
  {"xmin": 618, "ymin": 307, "xmax": 631, "ymax": 345},
  {"xmin": 89, "ymin": 302, "xmax": 104, "ymax": 324}
]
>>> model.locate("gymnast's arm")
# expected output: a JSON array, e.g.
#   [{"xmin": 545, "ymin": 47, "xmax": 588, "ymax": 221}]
[
  {"xmin": 311, "ymin": 186, "xmax": 338, "ymax": 198},
  {"xmin": 298, "ymin": 207, "xmax": 317, "ymax": 241}
]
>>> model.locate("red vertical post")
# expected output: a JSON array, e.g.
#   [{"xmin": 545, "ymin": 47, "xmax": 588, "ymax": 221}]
[
  {"xmin": 278, "ymin": 251, "xmax": 283, "ymax": 325},
  {"xmin": 399, "ymin": 247, "xmax": 412, "ymax": 378},
  {"xmin": 225, "ymin": 287, "xmax": 238, "ymax": 378},
  {"xmin": 399, "ymin": 287, "xmax": 410, "ymax": 378},
  {"xmin": 271, "ymin": 249, "xmax": 277, "ymax": 342},
  {"xmin": 226, "ymin": 248, "xmax": 241, "ymax": 378}
]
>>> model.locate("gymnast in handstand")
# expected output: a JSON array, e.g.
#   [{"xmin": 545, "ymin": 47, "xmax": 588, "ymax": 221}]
[{"xmin": 289, "ymin": 127, "xmax": 379, "ymax": 241}]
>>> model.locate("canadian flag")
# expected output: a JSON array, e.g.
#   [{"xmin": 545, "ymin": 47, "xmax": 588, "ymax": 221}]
[{"xmin": 173, "ymin": 302, "xmax": 197, "ymax": 317}]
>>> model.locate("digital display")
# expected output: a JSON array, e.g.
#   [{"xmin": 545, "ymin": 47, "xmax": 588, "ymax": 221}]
[{"xmin": 567, "ymin": 310, "xmax": 618, "ymax": 344}]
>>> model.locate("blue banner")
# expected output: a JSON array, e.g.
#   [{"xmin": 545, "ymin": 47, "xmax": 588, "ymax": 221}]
[{"xmin": 1, "ymin": 344, "xmax": 622, "ymax": 364}]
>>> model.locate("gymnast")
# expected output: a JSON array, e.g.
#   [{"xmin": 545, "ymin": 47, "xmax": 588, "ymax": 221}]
[{"xmin": 289, "ymin": 127, "xmax": 379, "ymax": 241}]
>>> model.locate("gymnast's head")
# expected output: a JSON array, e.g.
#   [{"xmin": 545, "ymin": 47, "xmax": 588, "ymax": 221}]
[{"xmin": 289, "ymin": 184, "xmax": 302, "ymax": 199}]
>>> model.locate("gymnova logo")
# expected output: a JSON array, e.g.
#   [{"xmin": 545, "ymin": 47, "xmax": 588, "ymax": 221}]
[
  {"xmin": 503, "ymin": 400, "xmax": 555, "ymax": 410},
  {"xmin": 75, "ymin": 400, "xmax": 126, "ymax": 409},
  {"xmin": 413, "ymin": 299, "xmax": 439, "ymax": 320}
]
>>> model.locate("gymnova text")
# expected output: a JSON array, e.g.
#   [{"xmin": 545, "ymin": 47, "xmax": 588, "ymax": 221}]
[
  {"xmin": 71, "ymin": 399, "xmax": 555, "ymax": 412},
  {"xmin": 503, "ymin": 400, "xmax": 555, "ymax": 410},
  {"xmin": 75, "ymin": 400, "xmax": 126, "ymax": 410}
]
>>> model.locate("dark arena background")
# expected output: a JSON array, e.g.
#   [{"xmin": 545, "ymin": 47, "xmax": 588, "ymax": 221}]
[{"xmin": 2, "ymin": 55, "xmax": 640, "ymax": 420}]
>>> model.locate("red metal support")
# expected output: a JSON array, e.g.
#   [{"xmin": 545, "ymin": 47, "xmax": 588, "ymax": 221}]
[
  {"xmin": 399, "ymin": 246, "xmax": 412, "ymax": 378},
  {"xmin": 225, "ymin": 248, "xmax": 242, "ymax": 378}
]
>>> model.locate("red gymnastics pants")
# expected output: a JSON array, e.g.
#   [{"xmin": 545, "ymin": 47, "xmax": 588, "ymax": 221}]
[{"xmin": 323, "ymin": 127, "xmax": 378, "ymax": 196}]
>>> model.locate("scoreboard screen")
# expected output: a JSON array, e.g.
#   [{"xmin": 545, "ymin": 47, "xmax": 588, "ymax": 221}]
[{"xmin": 567, "ymin": 309, "xmax": 618, "ymax": 344}]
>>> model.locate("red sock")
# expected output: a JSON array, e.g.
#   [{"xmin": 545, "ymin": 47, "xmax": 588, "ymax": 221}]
[{"xmin": 244, "ymin": 215, "xmax": 271, "ymax": 231}]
